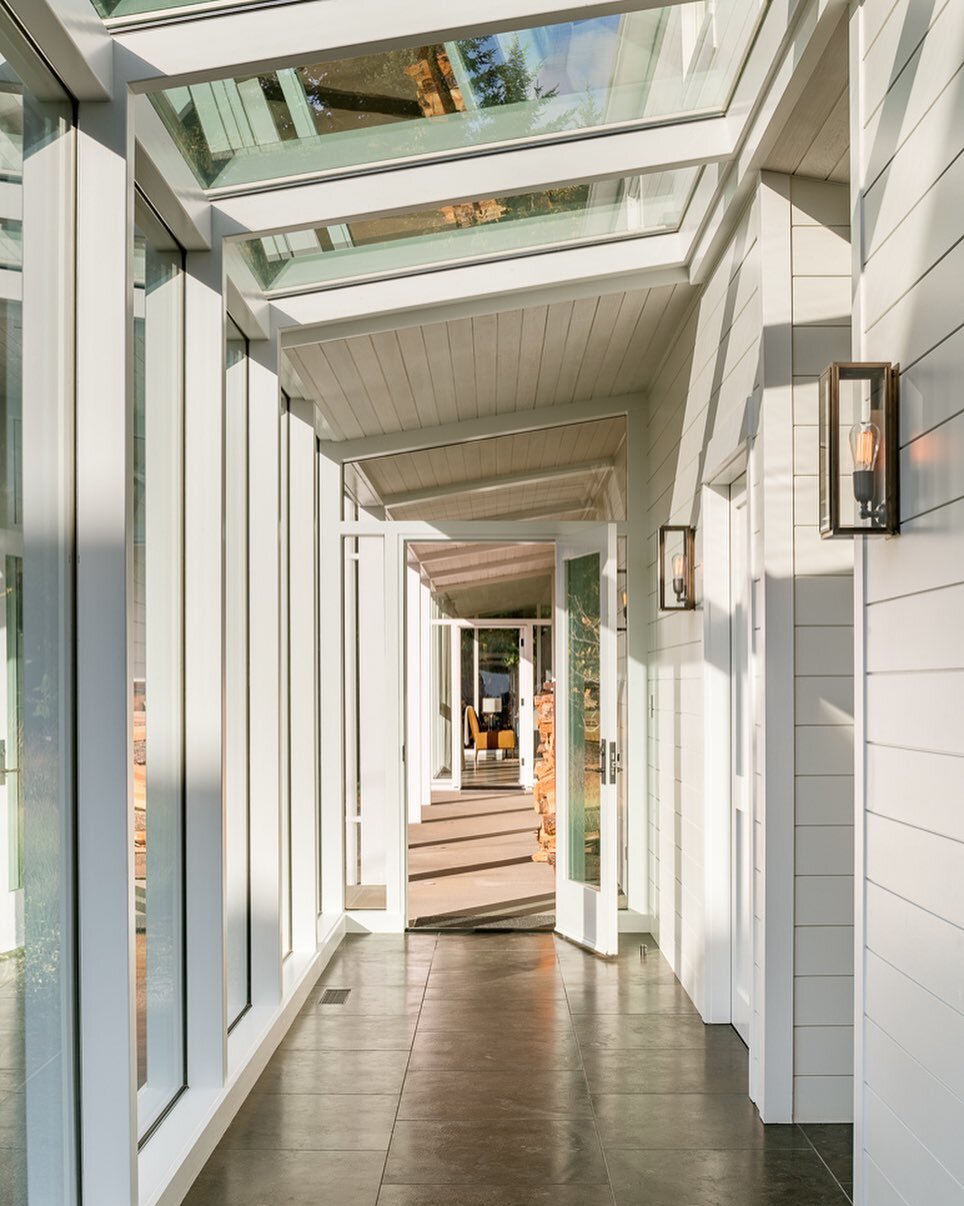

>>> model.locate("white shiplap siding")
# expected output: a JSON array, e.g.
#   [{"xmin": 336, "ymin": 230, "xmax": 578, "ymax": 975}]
[
  {"xmin": 856, "ymin": 0, "xmax": 964, "ymax": 1202},
  {"xmin": 789, "ymin": 176, "xmax": 855, "ymax": 1123}
]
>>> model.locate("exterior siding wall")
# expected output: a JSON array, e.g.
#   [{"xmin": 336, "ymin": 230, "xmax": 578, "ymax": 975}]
[
  {"xmin": 789, "ymin": 176, "xmax": 855, "ymax": 1122},
  {"xmin": 855, "ymin": 1, "xmax": 964, "ymax": 1202}
]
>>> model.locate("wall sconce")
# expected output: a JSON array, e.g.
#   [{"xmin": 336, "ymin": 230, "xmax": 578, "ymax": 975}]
[
  {"xmin": 819, "ymin": 362, "xmax": 900, "ymax": 537},
  {"xmin": 658, "ymin": 525, "xmax": 696, "ymax": 611}
]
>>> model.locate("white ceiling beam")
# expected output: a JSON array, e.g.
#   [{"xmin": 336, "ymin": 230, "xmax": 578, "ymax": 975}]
[
  {"xmin": 320, "ymin": 393, "xmax": 638, "ymax": 464},
  {"xmin": 425, "ymin": 546, "xmax": 557, "ymax": 577},
  {"xmin": 4, "ymin": 0, "xmax": 112, "ymax": 100},
  {"xmin": 383, "ymin": 459, "xmax": 612, "ymax": 510},
  {"xmin": 115, "ymin": 0, "xmax": 693, "ymax": 90},
  {"xmin": 213, "ymin": 117, "xmax": 731, "ymax": 228},
  {"xmin": 274, "ymin": 236, "xmax": 686, "ymax": 348},
  {"xmin": 134, "ymin": 95, "xmax": 212, "ymax": 251}
]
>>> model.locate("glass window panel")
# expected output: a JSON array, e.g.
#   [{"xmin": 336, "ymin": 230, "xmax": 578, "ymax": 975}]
[
  {"xmin": 133, "ymin": 208, "xmax": 186, "ymax": 1133},
  {"xmin": 225, "ymin": 317, "xmax": 250, "ymax": 1027},
  {"xmin": 430, "ymin": 623, "xmax": 452, "ymax": 783},
  {"xmin": 152, "ymin": 2, "xmax": 766, "ymax": 190},
  {"xmin": 236, "ymin": 169, "xmax": 697, "ymax": 293},
  {"xmin": 91, "ymin": 0, "xmax": 258, "ymax": 17},
  {"xmin": 2, "ymin": 40, "xmax": 76, "ymax": 1203},
  {"xmin": 566, "ymin": 553, "xmax": 601, "ymax": 888}
]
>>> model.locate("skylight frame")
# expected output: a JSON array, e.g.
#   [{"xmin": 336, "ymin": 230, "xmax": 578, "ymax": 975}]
[
  {"xmin": 229, "ymin": 166, "xmax": 704, "ymax": 298},
  {"xmin": 141, "ymin": 0, "xmax": 771, "ymax": 198}
]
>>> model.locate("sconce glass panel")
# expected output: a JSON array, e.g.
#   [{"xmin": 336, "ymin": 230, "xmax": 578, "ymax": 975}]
[
  {"xmin": 658, "ymin": 524, "xmax": 696, "ymax": 611},
  {"xmin": 818, "ymin": 362, "xmax": 899, "ymax": 538}
]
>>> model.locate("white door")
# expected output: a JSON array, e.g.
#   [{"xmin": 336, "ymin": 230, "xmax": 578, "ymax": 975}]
[
  {"xmin": 730, "ymin": 476, "xmax": 752, "ymax": 1044},
  {"xmin": 554, "ymin": 525, "xmax": 618, "ymax": 957}
]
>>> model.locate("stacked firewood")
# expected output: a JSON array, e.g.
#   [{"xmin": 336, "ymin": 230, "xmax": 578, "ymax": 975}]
[{"xmin": 532, "ymin": 687, "xmax": 556, "ymax": 866}]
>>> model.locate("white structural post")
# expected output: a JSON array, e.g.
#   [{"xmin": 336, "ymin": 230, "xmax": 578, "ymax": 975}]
[
  {"xmin": 20, "ymin": 78, "xmax": 78, "ymax": 1206},
  {"xmin": 75, "ymin": 93, "xmax": 138, "ymax": 1204},
  {"xmin": 318, "ymin": 450, "xmax": 345, "ymax": 917},
  {"xmin": 247, "ymin": 336, "xmax": 283, "ymax": 1003},
  {"xmin": 625, "ymin": 401, "xmax": 650, "ymax": 920},
  {"xmin": 184, "ymin": 242, "xmax": 227, "ymax": 1087},
  {"xmin": 449, "ymin": 622, "xmax": 462, "ymax": 793},
  {"xmin": 405, "ymin": 558, "xmax": 424, "ymax": 825},
  {"xmin": 757, "ymin": 173, "xmax": 796, "ymax": 1122},
  {"xmin": 288, "ymin": 398, "xmax": 320, "ymax": 950},
  {"xmin": 520, "ymin": 625, "xmax": 535, "ymax": 792}
]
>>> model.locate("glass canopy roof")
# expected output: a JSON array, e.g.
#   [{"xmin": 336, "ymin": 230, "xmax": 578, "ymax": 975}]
[
  {"xmin": 152, "ymin": 1, "xmax": 764, "ymax": 191},
  {"xmin": 92, "ymin": 0, "xmax": 250, "ymax": 17},
  {"xmin": 234, "ymin": 168, "xmax": 696, "ymax": 292}
]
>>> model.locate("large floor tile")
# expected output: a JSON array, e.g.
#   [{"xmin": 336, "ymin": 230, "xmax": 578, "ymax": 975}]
[
  {"xmin": 606, "ymin": 1147, "xmax": 851, "ymax": 1205},
  {"xmin": 573, "ymin": 1013, "xmax": 718, "ymax": 1050},
  {"xmin": 416, "ymin": 1000, "xmax": 573, "ymax": 1033},
  {"xmin": 183, "ymin": 1149, "xmax": 385, "ymax": 1206},
  {"xmin": 378, "ymin": 1186, "xmax": 616, "ymax": 1205},
  {"xmin": 581, "ymin": 1043, "xmax": 750, "ymax": 1094},
  {"xmin": 593, "ymin": 1093, "xmax": 810, "ymax": 1150},
  {"xmin": 398, "ymin": 1068, "xmax": 593, "ymax": 1121},
  {"xmin": 383, "ymin": 1120, "xmax": 609, "ymax": 1186},
  {"xmin": 799, "ymin": 1123, "xmax": 854, "ymax": 1189},
  {"xmin": 564, "ymin": 982, "xmax": 700, "ymax": 1015},
  {"xmin": 255, "ymin": 1047, "xmax": 410, "ymax": 1095},
  {"xmin": 221, "ymin": 1091, "xmax": 398, "ymax": 1151},
  {"xmin": 303, "ymin": 984, "xmax": 425, "ymax": 1015},
  {"xmin": 283, "ymin": 1012, "xmax": 418, "ymax": 1052},
  {"xmin": 408, "ymin": 1032, "xmax": 583, "ymax": 1071}
]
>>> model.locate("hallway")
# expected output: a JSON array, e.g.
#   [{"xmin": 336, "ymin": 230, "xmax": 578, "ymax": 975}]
[{"xmin": 184, "ymin": 933, "xmax": 852, "ymax": 1205}]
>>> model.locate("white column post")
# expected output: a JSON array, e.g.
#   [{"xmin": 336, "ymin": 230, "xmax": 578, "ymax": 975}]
[
  {"xmin": 449, "ymin": 622, "xmax": 462, "ymax": 793},
  {"xmin": 318, "ymin": 450, "xmax": 345, "ymax": 917},
  {"xmin": 626, "ymin": 400, "xmax": 650, "ymax": 918},
  {"xmin": 75, "ymin": 93, "xmax": 138, "ymax": 1204},
  {"xmin": 406, "ymin": 559, "xmax": 424, "ymax": 824},
  {"xmin": 184, "ymin": 242, "xmax": 227, "ymax": 1086},
  {"xmin": 288, "ymin": 398, "xmax": 320, "ymax": 950},
  {"xmin": 247, "ymin": 336, "xmax": 283, "ymax": 1002},
  {"xmin": 383, "ymin": 529, "xmax": 405, "ymax": 926},
  {"xmin": 520, "ymin": 625, "xmax": 535, "ymax": 791}
]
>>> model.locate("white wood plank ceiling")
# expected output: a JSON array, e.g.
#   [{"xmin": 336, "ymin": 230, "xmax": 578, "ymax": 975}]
[
  {"xmin": 348, "ymin": 416, "xmax": 627, "ymax": 522},
  {"xmin": 409, "ymin": 540, "xmax": 555, "ymax": 618},
  {"xmin": 286, "ymin": 285, "xmax": 693, "ymax": 441}
]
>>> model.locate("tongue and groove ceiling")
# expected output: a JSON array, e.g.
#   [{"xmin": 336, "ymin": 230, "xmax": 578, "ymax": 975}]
[{"xmin": 285, "ymin": 284, "xmax": 693, "ymax": 442}]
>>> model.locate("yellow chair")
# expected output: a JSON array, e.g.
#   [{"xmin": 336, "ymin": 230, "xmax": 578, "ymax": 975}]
[{"xmin": 465, "ymin": 705, "xmax": 516, "ymax": 767}]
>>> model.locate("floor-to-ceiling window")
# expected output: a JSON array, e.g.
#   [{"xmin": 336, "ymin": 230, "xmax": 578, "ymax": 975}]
[
  {"xmin": 0, "ymin": 31, "xmax": 76, "ymax": 1206},
  {"xmin": 132, "ymin": 201, "xmax": 186, "ymax": 1137},
  {"xmin": 225, "ymin": 316, "xmax": 250, "ymax": 1027}
]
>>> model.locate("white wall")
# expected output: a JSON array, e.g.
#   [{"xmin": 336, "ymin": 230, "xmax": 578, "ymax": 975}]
[
  {"xmin": 788, "ymin": 176, "xmax": 855, "ymax": 1123},
  {"xmin": 854, "ymin": 1, "xmax": 964, "ymax": 1202},
  {"xmin": 647, "ymin": 195, "xmax": 763, "ymax": 1007},
  {"xmin": 646, "ymin": 172, "xmax": 858, "ymax": 1123}
]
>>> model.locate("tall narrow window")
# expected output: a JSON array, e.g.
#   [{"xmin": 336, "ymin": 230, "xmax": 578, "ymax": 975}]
[
  {"xmin": 2, "ymin": 37, "xmax": 76, "ymax": 1204},
  {"xmin": 225, "ymin": 316, "xmax": 250, "ymax": 1028},
  {"xmin": 132, "ymin": 203, "xmax": 185, "ymax": 1135}
]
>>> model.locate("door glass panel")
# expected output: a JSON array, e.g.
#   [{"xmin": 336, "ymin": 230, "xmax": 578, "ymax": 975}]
[
  {"xmin": 430, "ymin": 623, "xmax": 452, "ymax": 782},
  {"xmin": 566, "ymin": 553, "xmax": 601, "ymax": 888},
  {"xmin": 473, "ymin": 629, "xmax": 520, "ymax": 787}
]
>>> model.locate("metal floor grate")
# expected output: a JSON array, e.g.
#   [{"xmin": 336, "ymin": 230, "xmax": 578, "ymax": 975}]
[{"xmin": 318, "ymin": 988, "xmax": 351, "ymax": 1005}]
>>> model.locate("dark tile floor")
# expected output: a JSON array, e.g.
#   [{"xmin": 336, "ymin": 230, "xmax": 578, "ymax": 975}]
[{"xmin": 184, "ymin": 932, "xmax": 853, "ymax": 1205}]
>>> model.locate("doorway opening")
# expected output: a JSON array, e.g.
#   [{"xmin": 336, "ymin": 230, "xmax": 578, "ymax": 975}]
[{"xmin": 406, "ymin": 542, "xmax": 556, "ymax": 931}]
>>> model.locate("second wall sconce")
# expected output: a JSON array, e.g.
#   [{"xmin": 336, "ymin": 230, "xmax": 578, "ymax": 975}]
[{"xmin": 658, "ymin": 524, "xmax": 696, "ymax": 611}]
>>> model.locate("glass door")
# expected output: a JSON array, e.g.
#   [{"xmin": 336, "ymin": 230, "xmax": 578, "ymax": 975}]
[{"xmin": 554, "ymin": 525, "xmax": 618, "ymax": 956}]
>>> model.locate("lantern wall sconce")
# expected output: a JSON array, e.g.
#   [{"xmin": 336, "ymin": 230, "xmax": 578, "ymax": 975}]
[
  {"xmin": 658, "ymin": 525, "xmax": 696, "ymax": 611},
  {"xmin": 819, "ymin": 362, "xmax": 900, "ymax": 538}
]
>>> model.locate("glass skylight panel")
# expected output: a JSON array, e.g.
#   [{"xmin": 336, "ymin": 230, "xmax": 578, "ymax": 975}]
[
  {"xmin": 91, "ymin": 0, "xmax": 252, "ymax": 17},
  {"xmin": 152, "ymin": 1, "xmax": 764, "ymax": 190},
  {"xmin": 235, "ymin": 169, "xmax": 697, "ymax": 293}
]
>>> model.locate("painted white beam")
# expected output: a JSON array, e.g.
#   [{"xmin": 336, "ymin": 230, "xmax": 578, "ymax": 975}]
[
  {"xmin": 383, "ymin": 459, "xmax": 612, "ymax": 510},
  {"xmin": 4, "ymin": 0, "xmax": 112, "ymax": 100},
  {"xmin": 272, "ymin": 236, "xmax": 686, "ymax": 344},
  {"xmin": 320, "ymin": 393, "xmax": 640, "ymax": 462},
  {"xmin": 134, "ymin": 96, "xmax": 212, "ymax": 251},
  {"xmin": 116, "ymin": 0, "xmax": 693, "ymax": 89},
  {"xmin": 212, "ymin": 117, "xmax": 731, "ymax": 223}
]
